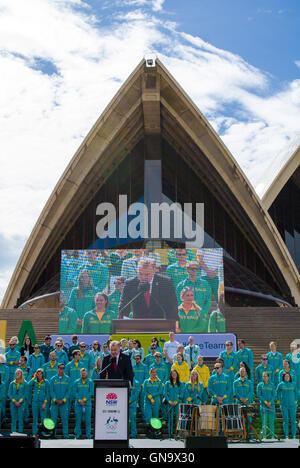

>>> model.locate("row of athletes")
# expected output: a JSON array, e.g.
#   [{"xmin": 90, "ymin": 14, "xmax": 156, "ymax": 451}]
[{"xmin": 1, "ymin": 337, "xmax": 300, "ymax": 439}]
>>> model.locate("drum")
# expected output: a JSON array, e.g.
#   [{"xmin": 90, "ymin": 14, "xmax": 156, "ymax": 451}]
[
  {"xmin": 241, "ymin": 404, "xmax": 259, "ymax": 419},
  {"xmin": 222, "ymin": 404, "xmax": 243, "ymax": 432},
  {"xmin": 196, "ymin": 405, "xmax": 219, "ymax": 435},
  {"xmin": 176, "ymin": 404, "xmax": 194, "ymax": 435}
]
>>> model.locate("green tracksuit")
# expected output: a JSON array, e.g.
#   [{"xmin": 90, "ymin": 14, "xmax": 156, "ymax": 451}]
[
  {"xmin": 68, "ymin": 287, "xmax": 99, "ymax": 334},
  {"xmin": 166, "ymin": 262, "xmax": 188, "ymax": 290},
  {"xmin": 50, "ymin": 374, "xmax": 71, "ymax": 439},
  {"xmin": 256, "ymin": 381, "xmax": 276, "ymax": 438},
  {"xmin": 208, "ymin": 309, "xmax": 226, "ymax": 333},
  {"xmin": 129, "ymin": 382, "xmax": 140, "ymax": 438},
  {"xmin": 40, "ymin": 344, "xmax": 55, "ymax": 364},
  {"xmin": 149, "ymin": 362, "xmax": 168, "ymax": 385},
  {"xmin": 133, "ymin": 362, "xmax": 148, "ymax": 421},
  {"xmin": 233, "ymin": 377, "xmax": 254, "ymax": 405},
  {"xmin": 73, "ymin": 377, "xmax": 94, "ymax": 439},
  {"xmin": 143, "ymin": 378, "xmax": 163, "ymax": 424},
  {"xmin": 236, "ymin": 348, "xmax": 254, "ymax": 379},
  {"xmin": 81, "ymin": 309, "xmax": 116, "ymax": 334},
  {"xmin": 178, "ymin": 305, "xmax": 208, "ymax": 334},
  {"xmin": 163, "ymin": 380, "xmax": 185, "ymax": 437},
  {"xmin": 145, "ymin": 353, "xmax": 156, "ymax": 371},
  {"xmin": 5, "ymin": 349, "xmax": 21, "ymax": 382},
  {"xmin": 176, "ymin": 277, "xmax": 212, "ymax": 322},
  {"xmin": 108, "ymin": 290, "xmax": 121, "ymax": 315},
  {"xmin": 0, "ymin": 364, "xmax": 9, "ymax": 423},
  {"xmin": 54, "ymin": 350, "xmax": 69, "ymax": 367},
  {"xmin": 8, "ymin": 380, "xmax": 28, "ymax": 433},
  {"xmin": 28, "ymin": 353, "xmax": 45, "ymax": 379},
  {"xmin": 28, "ymin": 378, "xmax": 50, "ymax": 435},
  {"xmin": 285, "ymin": 352, "xmax": 300, "ymax": 394},
  {"xmin": 255, "ymin": 364, "xmax": 274, "ymax": 385},
  {"xmin": 208, "ymin": 373, "xmax": 231, "ymax": 405},
  {"xmin": 65, "ymin": 361, "xmax": 83, "ymax": 408},
  {"xmin": 78, "ymin": 353, "xmax": 94, "ymax": 376},
  {"xmin": 43, "ymin": 361, "xmax": 59, "ymax": 381},
  {"xmin": 77, "ymin": 260, "xmax": 109, "ymax": 294},
  {"xmin": 276, "ymin": 380, "xmax": 298, "ymax": 438},
  {"xmin": 0, "ymin": 381, "xmax": 6, "ymax": 429},
  {"xmin": 184, "ymin": 381, "xmax": 204, "ymax": 404},
  {"xmin": 59, "ymin": 306, "xmax": 78, "ymax": 335},
  {"xmin": 266, "ymin": 352, "xmax": 283, "ymax": 386}
]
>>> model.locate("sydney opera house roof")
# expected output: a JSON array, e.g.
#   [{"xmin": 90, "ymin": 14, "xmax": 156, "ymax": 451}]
[{"xmin": 2, "ymin": 59, "xmax": 299, "ymax": 309}]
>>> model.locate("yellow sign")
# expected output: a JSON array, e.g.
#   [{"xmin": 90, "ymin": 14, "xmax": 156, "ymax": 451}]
[
  {"xmin": 0, "ymin": 321, "xmax": 7, "ymax": 351},
  {"xmin": 110, "ymin": 334, "xmax": 169, "ymax": 357}
]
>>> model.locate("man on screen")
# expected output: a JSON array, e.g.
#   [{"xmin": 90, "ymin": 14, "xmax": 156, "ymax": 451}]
[{"xmin": 118, "ymin": 257, "xmax": 178, "ymax": 322}]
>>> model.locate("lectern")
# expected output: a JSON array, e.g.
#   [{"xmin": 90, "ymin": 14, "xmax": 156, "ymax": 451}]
[{"xmin": 94, "ymin": 379, "xmax": 130, "ymax": 449}]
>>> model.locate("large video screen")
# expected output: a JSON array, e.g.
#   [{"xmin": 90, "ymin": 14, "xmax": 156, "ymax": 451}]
[{"xmin": 60, "ymin": 248, "xmax": 225, "ymax": 335}]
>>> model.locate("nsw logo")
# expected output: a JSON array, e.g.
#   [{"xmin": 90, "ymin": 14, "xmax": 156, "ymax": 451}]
[{"xmin": 106, "ymin": 392, "xmax": 118, "ymax": 406}]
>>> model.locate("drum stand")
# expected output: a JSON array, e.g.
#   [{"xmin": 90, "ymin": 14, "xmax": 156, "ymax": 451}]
[
  {"xmin": 244, "ymin": 414, "xmax": 262, "ymax": 442},
  {"xmin": 260, "ymin": 407, "xmax": 280, "ymax": 441}
]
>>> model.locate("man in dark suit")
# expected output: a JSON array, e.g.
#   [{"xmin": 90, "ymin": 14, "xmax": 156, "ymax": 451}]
[
  {"xmin": 118, "ymin": 257, "xmax": 178, "ymax": 321},
  {"xmin": 100, "ymin": 341, "xmax": 134, "ymax": 385}
]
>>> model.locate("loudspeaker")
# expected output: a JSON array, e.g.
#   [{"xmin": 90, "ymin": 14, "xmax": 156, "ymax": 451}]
[
  {"xmin": 185, "ymin": 436, "xmax": 228, "ymax": 449},
  {"xmin": 0, "ymin": 436, "xmax": 40, "ymax": 448}
]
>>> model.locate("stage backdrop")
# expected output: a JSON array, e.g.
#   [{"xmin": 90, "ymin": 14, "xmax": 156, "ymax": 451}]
[
  {"xmin": 59, "ymin": 248, "xmax": 225, "ymax": 335},
  {"xmin": 51, "ymin": 333, "xmax": 236, "ymax": 359}
]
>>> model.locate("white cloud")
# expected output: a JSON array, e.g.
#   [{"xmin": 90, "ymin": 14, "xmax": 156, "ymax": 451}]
[{"xmin": 0, "ymin": 0, "xmax": 299, "ymax": 302}]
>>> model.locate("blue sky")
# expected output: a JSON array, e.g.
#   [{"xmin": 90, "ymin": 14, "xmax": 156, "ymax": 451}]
[{"xmin": 0, "ymin": 0, "xmax": 299, "ymax": 304}]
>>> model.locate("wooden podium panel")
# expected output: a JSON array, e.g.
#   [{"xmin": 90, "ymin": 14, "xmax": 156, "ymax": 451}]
[{"xmin": 112, "ymin": 319, "xmax": 176, "ymax": 334}]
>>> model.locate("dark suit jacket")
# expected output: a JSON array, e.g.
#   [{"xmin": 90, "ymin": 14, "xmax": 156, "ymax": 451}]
[
  {"xmin": 100, "ymin": 353, "xmax": 134, "ymax": 385},
  {"xmin": 118, "ymin": 274, "xmax": 178, "ymax": 320}
]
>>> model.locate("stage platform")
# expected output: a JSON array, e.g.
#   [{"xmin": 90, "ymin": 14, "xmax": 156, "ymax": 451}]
[{"xmin": 38, "ymin": 438, "xmax": 298, "ymax": 449}]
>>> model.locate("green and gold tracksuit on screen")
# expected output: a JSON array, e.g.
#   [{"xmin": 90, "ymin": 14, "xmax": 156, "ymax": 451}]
[
  {"xmin": 208, "ymin": 309, "xmax": 226, "ymax": 333},
  {"xmin": 81, "ymin": 308, "xmax": 116, "ymax": 335},
  {"xmin": 178, "ymin": 305, "xmax": 208, "ymax": 334},
  {"xmin": 77, "ymin": 260, "xmax": 109, "ymax": 294},
  {"xmin": 108, "ymin": 290, "xmax": 121, "ymax": 315},
  {"xmin": 176, "ymin": 278, "xmax": 211, "ymax": 319},
  {"xmin": 59, "ymin": 306, "xmax": 78, "ymax": 335},
  {"xmin": 166, "ymin": 262, "xmax": 188, "ymax": 290},
  {"xmin": 68, "ymin": 287, "xmax": 99, "ymax": 334}
]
